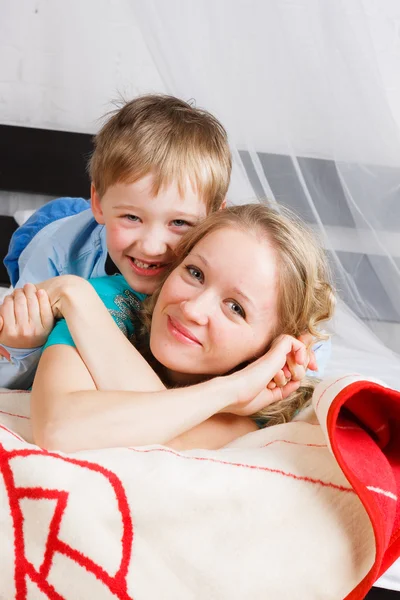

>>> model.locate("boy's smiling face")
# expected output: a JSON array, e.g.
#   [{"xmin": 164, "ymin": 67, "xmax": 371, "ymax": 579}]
[{"xmin": 91, "ymin": 174, "xmax": 208, "ymax": 295}]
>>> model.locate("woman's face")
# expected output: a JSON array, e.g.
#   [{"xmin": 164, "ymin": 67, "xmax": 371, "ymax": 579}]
[{"xmin": 150, "ymin": 226, "xmax": 280, "ymax": 383}]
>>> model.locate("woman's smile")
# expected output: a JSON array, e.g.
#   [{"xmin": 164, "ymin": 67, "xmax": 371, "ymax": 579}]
[{"xmin": 167, "ymin": 315, "xmax": 202, "ymax": 346}]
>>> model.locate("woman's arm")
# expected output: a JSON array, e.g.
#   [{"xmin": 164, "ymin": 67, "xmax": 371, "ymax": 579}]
[
  {"xmin": 31, "ymin": 329, "xmax": 304, "ymax": 452},
  {"xmin": 34, "ymin": 278, "xmax": 164, "ymax": 393},
  {"xmin": 31, "ymin": 277, "xmax": 260, "ymax": 451}
]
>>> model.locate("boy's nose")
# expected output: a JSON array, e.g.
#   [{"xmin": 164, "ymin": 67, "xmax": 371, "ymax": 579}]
[{"xmin": 137, "ymin": 228, "xmax": 168, "ymax": 257}]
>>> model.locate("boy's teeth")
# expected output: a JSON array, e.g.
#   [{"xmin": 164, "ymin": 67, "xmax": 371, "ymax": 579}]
[{"xmin": 134, "ymin": 259, "xmax": 161, "ymax": 270}]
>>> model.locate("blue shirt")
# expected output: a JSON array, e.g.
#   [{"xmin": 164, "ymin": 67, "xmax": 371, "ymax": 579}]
[{"xmin": 0, "ymin": 199, "xmax": 115, "ymax": 389}]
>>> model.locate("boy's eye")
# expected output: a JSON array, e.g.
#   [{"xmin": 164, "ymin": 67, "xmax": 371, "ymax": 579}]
[
  {"xmin": 124, "ymin": 214, "xmax": 141, "ymax": 222},
  {"xmin": 171, "ymin": 219, "xmax": 191, "ymax": 228},
  {"xmin": 185, "ymin": 265, "xmax": 204, "ymax": 283},
  {"xmin": 226, "ymin": 300, "xmax": 246, "ymax": 319}
]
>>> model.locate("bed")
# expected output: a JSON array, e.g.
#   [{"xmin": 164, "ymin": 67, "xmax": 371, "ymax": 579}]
[{"xmin": 1, "ymin": 124, "xmax": 400, "ymax": 598}]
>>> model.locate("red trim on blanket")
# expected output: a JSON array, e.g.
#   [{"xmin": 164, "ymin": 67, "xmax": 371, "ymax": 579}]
[
  {"xmin": 0, "ymin": 422, "xmax": 24, "ymax": 441},
  {"xmin": 128, "ymin": 447, "xmax": 353, "ymax": 494},
  {"xmin": 262, "ymin": 439, "xmax": 327, "ymax": 449},
  {"xmin": 0, "ymin": 444, "xmax": 135, "ymax": 599},
  {"xmin": 315, "ymin": 374, "xmax": 360, "ymax": 411},
  {"xmin": 323, "ymin": 381, "xmax": 400, "ymax": 600},
  {"xmin": 0, "ymin": 409, "xmax": 29, "ymax": 420}
]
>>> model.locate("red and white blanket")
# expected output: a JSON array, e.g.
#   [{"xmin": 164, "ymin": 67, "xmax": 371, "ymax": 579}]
[{"xmin": 0, "ymin": 374, "xmax": 399, "ymax": 599}]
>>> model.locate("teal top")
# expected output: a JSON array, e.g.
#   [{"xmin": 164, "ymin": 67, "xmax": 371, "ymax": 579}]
[{"xmin": 43, "ymin": 275, "xmax": 146, "ymax": 350}]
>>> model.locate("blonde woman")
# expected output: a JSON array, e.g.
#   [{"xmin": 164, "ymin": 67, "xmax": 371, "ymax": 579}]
[{"xmin": 27, "ymin": 204, "xmax": 335, "ymax": 452}]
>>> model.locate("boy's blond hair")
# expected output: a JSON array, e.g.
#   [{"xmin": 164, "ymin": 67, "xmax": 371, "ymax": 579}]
[{"xmin": 89, "ymin": 94, "xmax": 232, "ymax": 212}]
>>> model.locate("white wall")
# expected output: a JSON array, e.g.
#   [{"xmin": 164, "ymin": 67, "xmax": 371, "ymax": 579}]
[
  {"xmin": 0, "ymin": 0, "xmax": 165, "ymax": 133},
  {"xmin": 2, "ymin": 0, "xmax": 400, "ymax": 167}
]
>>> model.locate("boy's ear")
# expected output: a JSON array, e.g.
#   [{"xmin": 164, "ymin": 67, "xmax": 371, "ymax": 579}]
[
  {"xmin": 219, "ymin": 198, "xmax": 227, "ymax": 210},
  {"xmin": 91, "ymin": 184, "xmax": 105, "ymax": 224}
]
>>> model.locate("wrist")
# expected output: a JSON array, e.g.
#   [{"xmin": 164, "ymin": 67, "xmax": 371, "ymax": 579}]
[
  {"xmin": 205, "ymin": 375, "xmax": 237, "ymax": 414},
  {"xmin": 57, "ymin": 278, "xmax": 91, "ymax": 315}
]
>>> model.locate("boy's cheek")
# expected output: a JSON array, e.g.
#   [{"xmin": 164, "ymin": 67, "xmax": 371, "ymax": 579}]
[{"xmin": 106, "ymin": 223, "xmax": 138, "ymax": 252}]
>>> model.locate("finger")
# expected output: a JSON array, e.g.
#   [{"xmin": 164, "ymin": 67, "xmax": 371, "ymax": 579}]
[
  {"xmin": 293, "ymin": 344, "xmax": 307, "ymax": 366},
  {"xmin": 37, "ymin": 289, "xmax": 55, "ymax": 330},
  {"xmin": 286, "ymin": 353, "xmax": 304, "ymax": 381},
  {"xmin": 24, "ymin": 283, "xmax": 41, "ymax": 325},
  {"xmin": 0, "ymin": 314, "xmax": 3, "ymax": 331},
  {"xmin": 277, "ymin": 379, "xmax": 301, "ymax": 401},
  {"xmin": 13, "ymin": 288, "xmax": 29, "ymax": 327},
  {"xmin": 267, "ymin": 381, "xmax": 277, "ymax": 390},
  {"xmin": 257, "ymin": 379, "xmax": 301, "ymax": 410},
  {"xmin": 1, "ymin": 295, "xmax": 16, "ymax": 328},
  {"xmin": 282, "ymin": 365, "xmax": 291, "ymax": 379},
  {"xmin": 307, "ymin": 350, "xmax": 318, "ymax": 371},
  {"xmin": 273, "ymin": 369, "xmax": 287, "ymax": 388}
]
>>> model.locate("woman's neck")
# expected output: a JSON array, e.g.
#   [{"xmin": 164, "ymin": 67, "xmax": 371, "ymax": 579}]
[{"xmin": 162, "ymin": 367, "xmax": 211, "ymax": 388}]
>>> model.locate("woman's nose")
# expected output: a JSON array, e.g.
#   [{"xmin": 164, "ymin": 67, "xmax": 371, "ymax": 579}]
[{"xmin": 180, "ymin": 294, "xmax": 212, "ymax": 326}]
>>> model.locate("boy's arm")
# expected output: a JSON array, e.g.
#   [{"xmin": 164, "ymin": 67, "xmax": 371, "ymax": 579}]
[
  {"xmin": 5, "ymin": 197, "xmax": 89, "ymax": 286},
  {"xmin": 0, "ymin": 210, "xmax": 72, "ymax": 389}
]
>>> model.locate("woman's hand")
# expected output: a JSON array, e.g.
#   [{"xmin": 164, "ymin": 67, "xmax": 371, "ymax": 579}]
[
  {"xmin": 221, "ymin": 334, "xmax": 306, "ymax": 417},
  {"xmin": 268, "ymin": 331, "xmax": 316, "ymax": 389}
]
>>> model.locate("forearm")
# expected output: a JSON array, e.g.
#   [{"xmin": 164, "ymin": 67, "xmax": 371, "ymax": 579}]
[
  {"xmin": 56, "ymin": 280, "xmax": 164, "ymax": 392},
  {"xmin": 33, "ymin": 375, "xmax": 230, "ymax": 452}
]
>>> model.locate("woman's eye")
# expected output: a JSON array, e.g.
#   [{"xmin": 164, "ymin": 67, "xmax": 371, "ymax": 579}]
[
  {"xmin": 124, "ymin": 214, "xmax": 141, "ymax": 222},
  {"xmin": 226, "ymin": 300, "xmax": 245, "ymax": 319},
  {"xmin": 185, "ymin": 265, "xmax": 204, "ymax": 283},
  {"xmin": 171, "ymin": 219, "xmax": 191, "ymax": 228}
]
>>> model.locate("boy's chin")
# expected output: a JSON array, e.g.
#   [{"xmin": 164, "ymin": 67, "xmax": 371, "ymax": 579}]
[{"xmin": 122, "ymin": 272, "xmax": 160, "ymax": 295}]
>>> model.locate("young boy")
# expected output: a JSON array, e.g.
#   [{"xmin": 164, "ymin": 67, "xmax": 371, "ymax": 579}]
[{"xmin": 0, "ymin": 94, "xmax": 232, "ymax": 388}]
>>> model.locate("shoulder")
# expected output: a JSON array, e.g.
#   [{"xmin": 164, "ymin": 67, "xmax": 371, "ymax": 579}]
[
  {"xmin": 88, "ymin": 275, "xmax": 145, "ymax": 299},
  {"xmin": 19, "ymin": 200, "xmax": 93, "ymax": 252},
  {"xmin": 87, "ymin": 275, "xmax": 145, "ymax": 309}
]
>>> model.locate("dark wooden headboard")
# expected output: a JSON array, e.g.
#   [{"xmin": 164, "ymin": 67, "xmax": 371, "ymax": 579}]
[{"xmin": 0, "ymin": 124, "xmax": 93, "ymax": 285}]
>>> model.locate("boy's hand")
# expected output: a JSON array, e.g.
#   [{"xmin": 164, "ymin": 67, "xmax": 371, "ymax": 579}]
[
  {"xmin": 0, "ymin": 284, "xmax": 54, "ymax": 349},
  {"xmin": 268, "ymin": 331, "xmax": 317, "ymax": 390}
]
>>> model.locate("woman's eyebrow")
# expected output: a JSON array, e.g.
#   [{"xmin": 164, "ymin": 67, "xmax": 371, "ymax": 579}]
[
  {"xmin": 190, "ymin": 253, "xmax": 209, "ymax": 266},
  {"xmin": 232, "ymin": 287, "xmax": 254, "ymax": 308},
  {"xmin": 190, "ymin": 253, "xmax": 255, "ymax": 307}
]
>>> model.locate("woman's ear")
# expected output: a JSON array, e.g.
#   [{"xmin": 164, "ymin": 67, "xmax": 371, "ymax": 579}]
[
  {"xmin": 91, "ymin": 184, "xmax": 105, "ymax": 224},
  {"xmin": 219, "ymin": 198, "xmax": 227, "ymax": 210}
]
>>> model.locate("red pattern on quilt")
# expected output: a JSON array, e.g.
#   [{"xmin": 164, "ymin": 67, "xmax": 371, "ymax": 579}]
[{"xmin": 0, "ymin": 445, "xmax": 134, "ymax": 600}]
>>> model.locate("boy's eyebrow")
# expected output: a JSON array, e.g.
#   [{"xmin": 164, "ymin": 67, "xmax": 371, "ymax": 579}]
[
  {"xmin": 112, "ymin": 203, "xmax": 139, "ymax": 210},
  {"xmin": 190, "ymin": 253, "xmax": 254, "ymax": 307},
  {"xmin": 112, "ymin": 204, "xmax": 201, "ymax": 220}
]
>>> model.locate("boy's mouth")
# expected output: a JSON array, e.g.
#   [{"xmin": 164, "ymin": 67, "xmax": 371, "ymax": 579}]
[{"xmin": 127, "ymin": 257, "xmax": 168, "ymax": 277}]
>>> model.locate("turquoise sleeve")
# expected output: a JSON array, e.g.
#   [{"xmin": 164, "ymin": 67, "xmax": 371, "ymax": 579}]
[
  {"xmin": 43, "ymin": 275, "xmax": 145, "ymax": 351},
  {"xmin": 43, "ymin": 318, "xmax": 75, "ymax": 349}
]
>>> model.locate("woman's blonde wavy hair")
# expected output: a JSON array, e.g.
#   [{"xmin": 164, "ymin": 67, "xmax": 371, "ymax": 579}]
[{"xmin": 140, "ymin": 203, "xmax": 335, "ymax": 427}]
